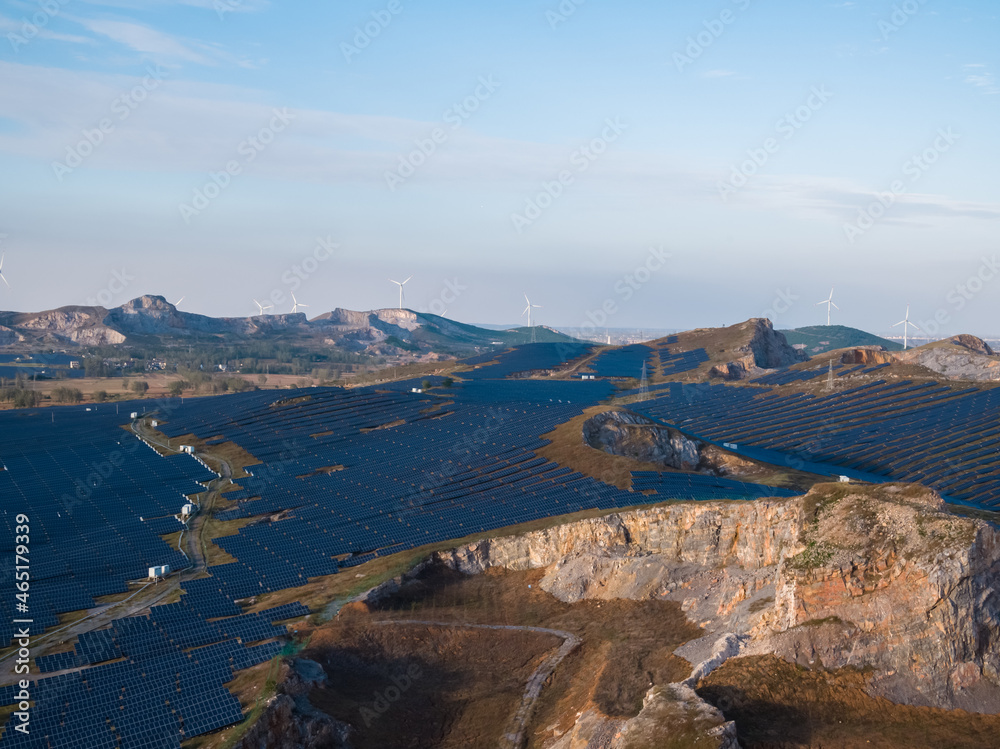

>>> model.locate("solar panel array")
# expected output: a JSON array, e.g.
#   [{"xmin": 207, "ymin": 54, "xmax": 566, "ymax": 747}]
[
  {"xmin": 658, "ymin": 346, "xmax": 711, "ymax": 376},
  {"xmin": 0, "ymin": 405, "xmax": 214, "ymax": 650},
  {"xmin": 0, "ymin": 352, "xmax": 809, "ymax": 746},
  {"xmin": 631, "ymin": 380, "xmax": 1000, "ymax": 507},
  {"xmin": 586, "ymin": 344, "xmax": 654, "ymax": 378},
  {"xmin": 459, "ymin": 342, "xmax": 593, "ymax": 379},
  {"xmin": 146, "ymin": 381, "xmax": 794, "ymax": 618},
  {"xmin": 0, "ymin": 603, "xmax": 304, "ymax": 748}
]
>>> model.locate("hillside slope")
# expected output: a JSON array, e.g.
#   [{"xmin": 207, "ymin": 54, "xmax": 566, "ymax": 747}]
[{"xmin": 780, "ymin": 325, "xmax": 902, "ymax": 354}]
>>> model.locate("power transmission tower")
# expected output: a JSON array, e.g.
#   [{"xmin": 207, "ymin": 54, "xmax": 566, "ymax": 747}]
[{"xmin": 639, "ymin": 360, "xmax": 649, "ymax": 401}]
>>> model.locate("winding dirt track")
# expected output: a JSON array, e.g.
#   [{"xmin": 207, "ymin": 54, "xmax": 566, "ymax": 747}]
[{"xmin": 372, "ymin": 619, "xmax": 581, "ymax": 749}]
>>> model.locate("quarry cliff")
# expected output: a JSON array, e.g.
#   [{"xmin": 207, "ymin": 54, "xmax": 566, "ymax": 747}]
[{"xmin": 433, "ymin": 484, "xmax": 1000, "ymax": 715}]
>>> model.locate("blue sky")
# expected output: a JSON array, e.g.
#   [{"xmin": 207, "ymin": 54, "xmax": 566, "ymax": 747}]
[{"xmin": 0, "ymin": 0, "xmax": 998, "ymax": 336}]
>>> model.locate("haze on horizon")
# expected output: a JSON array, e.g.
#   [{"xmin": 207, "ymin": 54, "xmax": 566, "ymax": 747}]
[{"xmin": 0, "ymin": 0, "xmax": 997, "ymax": 338}]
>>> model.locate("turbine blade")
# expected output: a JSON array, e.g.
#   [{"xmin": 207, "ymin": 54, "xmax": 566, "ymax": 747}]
[
  {"xmin": 403, "ymin": 276, "xmax": 411, "ymax": 284},
  {"xmin": 0, "ymin": 273, "xmax": 8, "ymax": 289},
  {"xmin": 908, "ymin": 322, "xmax": 922, "ymax": 332},
  {"xmin": 831, "ymin": 302, "xmax": 840, "ymax": 310},
  {"xmin": 892, "ymin": 320, "xmax": 905, "ymax": 327}
]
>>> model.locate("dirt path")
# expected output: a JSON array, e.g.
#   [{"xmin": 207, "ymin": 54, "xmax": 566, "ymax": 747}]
[{"xmin": 372, "ymin": 619, "xmax": 580, "ymax": 749}]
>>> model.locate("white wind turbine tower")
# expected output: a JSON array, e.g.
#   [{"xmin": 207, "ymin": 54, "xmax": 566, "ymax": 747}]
[
  {"xmin": 290, "ymin": 292, "xmax": 309, "ymax": 314},
  {"xmin": 522, "ymin": 294, "xmax": 542, "ymax": 343},
  {"xmin": 389, "ymin": 276, "xmax": 411, "ymax": 310},
  {"xmin": 892, "ymin": 304, "xmax": 921, "ymax": 350},
  {"xmin": 252, "ymin": 299, "xmax": 273, "ymax": 316},
  {"xmin": 816, "ymin": 287, "xmax": 839, "ymax": 326},
  {"xmin": 0, "ymin": 254, "xmax": 9, "ymax": 288}
]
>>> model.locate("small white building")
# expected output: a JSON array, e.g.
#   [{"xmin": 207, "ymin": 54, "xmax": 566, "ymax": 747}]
[
  {"xmin": 181, "ymin": 503, "xmax": 195, "ymax": 517},
  {"xmin": 130, "ymin": 411, "xmax": 139, "ymax": 419},
  {"xmin": 148, "ymin": 564, "xmax": 170, "ymax": 579},
  {"xmin": 179, "ymin": 445, "xmax": 195, "ymax": 455},
  {"xmin": 838, "ymin": 475, "xmax": 851, "ymax": 483}
]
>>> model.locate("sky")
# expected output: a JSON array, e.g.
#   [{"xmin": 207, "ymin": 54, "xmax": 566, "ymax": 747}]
[{"xmin": 0, "ymin": 0, "xmax": 998, "ymax": 337}]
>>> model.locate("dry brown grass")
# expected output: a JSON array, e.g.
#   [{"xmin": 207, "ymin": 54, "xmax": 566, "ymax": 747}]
[
  {"xmin": 198, "ymin": 517, "xmax": 257, "ymax": 567},
  {"xmin": 297, "ymin": 566, "xmax": 701, "ymax": 749},
  {"xmin": 699, "ymin": 655, "xmax": 1000, "ymax": 749}
]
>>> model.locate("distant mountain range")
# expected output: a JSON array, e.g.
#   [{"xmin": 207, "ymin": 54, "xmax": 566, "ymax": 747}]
[
  {"xmin": 0, "ymin": 295, "xmax": 579, "ymax": 355},
  {"xmin": 779, "ymin": 325, "xmax": 903, "ymax": 355}
]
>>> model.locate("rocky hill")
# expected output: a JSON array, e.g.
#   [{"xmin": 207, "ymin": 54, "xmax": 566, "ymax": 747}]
[
  {"xmin": 695, "ymin": 318, "xmax": 807, "ymax": 380},
  {"xmin": 0, "ymin": 295, "xmax": 579, "ymax": 357},
  {"xmin": 899, "ymin": 335, "xmax": 1000, "ymax": 381}
]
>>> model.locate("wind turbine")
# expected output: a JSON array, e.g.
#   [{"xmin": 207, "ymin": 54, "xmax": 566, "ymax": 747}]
[
  {"xmin": 252, "ymin": 299, "xmax": 272, "ymax": 316},
  {"xmin": 389, "ymin": 276, "xmax": 411, "ymax": 310},
  {"xmin": 816, "ymin": 287, "xmax": 839, "ymax": 326},
  {"xmin": 522, "ymin": 294, "xmax": 542, "ymax": 343},
  {"xmin": 291, "ymin": 292, "xmax": 309, "ymax": 314},
  {"xmin": 892, "ymin": 304, "xmax": 921, "ymax": 350},
  {"xmin": 0, "ymin": 254, "xmax": 9, "ymax": 288}
]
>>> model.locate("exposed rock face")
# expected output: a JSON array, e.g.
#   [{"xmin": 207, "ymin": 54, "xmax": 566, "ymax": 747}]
[
  {"xmin": 434, "ymin": 485, "xmax": 1000, "ymax": 714},
  {"xmin": 709, "ymin": 355, "xmax": 759, "ymax": 381},
  {"xmin": 0, "ymin": 326, "xmax": 24, "ymax": 345},
  {"xmin": 841, "ymin": 346, "xmax": 896, "ymax": 366},
  {"xmin": 739, "ymin": 318, "xmax": 807, "ymax": 368},
  {"xmin": 232, "ymin": 659, "xmax": 351, "ymax": 749},
  {"xmin": 950, "ymin": 334, "xmax": 995, "ymax": 356},
  {"xmin": 609, "ymin": 684, "xmax": 739, "ymax": 749},
  {"xmin": 0, "ymin": 306, "xmax": 126, "ymax": 345},
  {"xmin": 901, "ymin": 343, "xmax": 1000, "ymax": 381},
  {"xmin": 583, "ymin": 410, "xmax": 701, "ymax": 469},
  {"xmin": 709, "ymin": 319, "xmax": 806, "ymax": 380}
]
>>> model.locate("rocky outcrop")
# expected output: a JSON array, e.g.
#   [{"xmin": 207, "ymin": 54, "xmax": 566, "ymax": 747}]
[
  {"xmin": 609, "ymin": 684, "xmax": 739, "ymax": 749},
  {"xmin": 0, "ymin": 306, "xmax": 126, "ymax": 346},
  {"xmin": 841, "ymin": 346, "xmax": 896, "ymax": 366},
  {"xmin": 901, "ymin": 342, "xmax": 1000, "ymax": 382},
  {"xmin": 583, "ymin": 410, "xmax": 701, "ymax": 469},
  {"xmin": 709, "ymin": 355, "xmax": 760, "ymax": 381},
  {"xmin": 739, "ymin": 318, "xmax": 807, "ymax": 368},
  {"xmin": 545, "ymin": 634, "xmax": 742, "ymax": 749},
  {"xmin": 433, "ymin": 484, "xmax": 1000, "ymax": 714},
  {"xmin": 232, "ymin": 659, "xmax": 352, "ymax": 749},
  {"xmin": 709, "ymin": 319, "xmax": 806, "ymax": 380},
  {"xmin": 582, "ymin": 409, "xmax": 762, "ymax": 477},
  {"xmin": 950, "ymin": 334, "xmax": 995, "ymax": 356}
]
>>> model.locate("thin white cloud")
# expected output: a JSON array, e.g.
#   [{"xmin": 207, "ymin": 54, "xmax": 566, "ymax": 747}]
[
  {"xmin": 76, "ymin": 0, "xmax": 268, "ymax": 13},
  {"xmin": 0, "ymin": 62, "xmax": 996, "ymax": 238},
  {"xmin": 0, "ymin": 14, "xmax": 95, "ymax": 45},
  {"xmin": 963, "ymin": 63, "xmax": 999, "ymax": 94},
  {"xmin": 81, "ymin": 18, "xmax": 213, "ymax": 64},
  {"xmin": 702, "ymin": 70, "xmax": 736, "ymax": 79}
]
